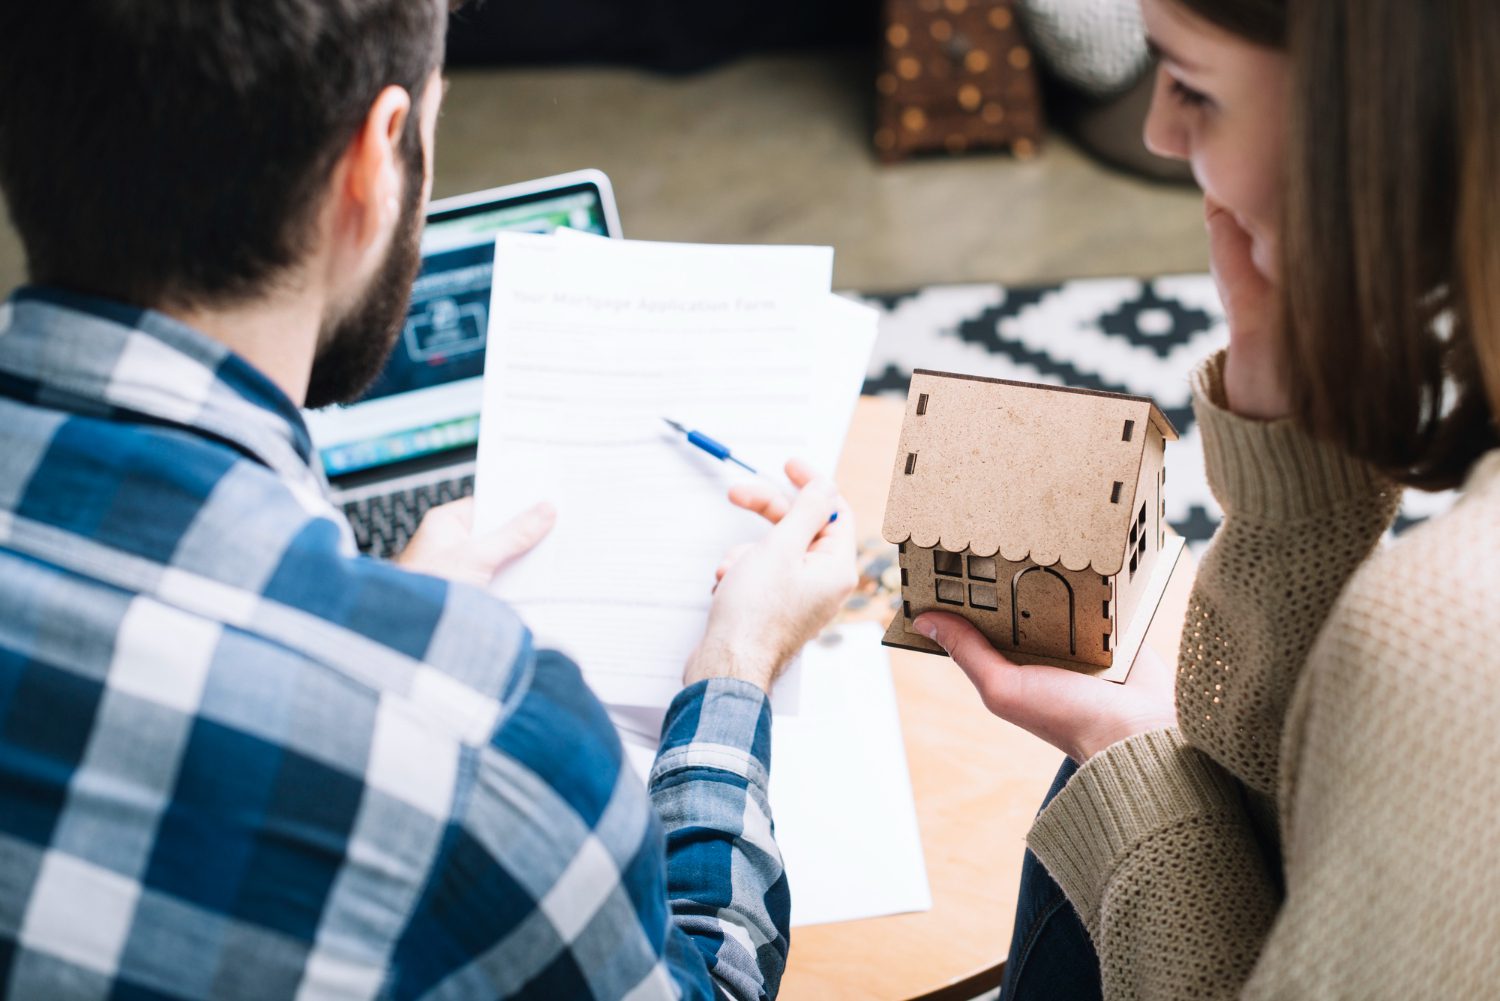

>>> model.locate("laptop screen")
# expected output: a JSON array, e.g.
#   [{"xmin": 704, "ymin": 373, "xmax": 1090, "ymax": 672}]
[{"xmin": 306, "ymin": 173, "xmax": 618, "ymax": 480}]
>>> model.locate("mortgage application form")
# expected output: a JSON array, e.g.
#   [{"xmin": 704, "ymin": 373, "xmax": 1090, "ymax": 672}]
[{"xmin": 474, "ymin": 232, "xmax": 876, "ymax": 710}]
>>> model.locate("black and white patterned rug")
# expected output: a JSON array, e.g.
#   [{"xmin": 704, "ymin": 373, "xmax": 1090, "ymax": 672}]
[{"xmin": 848, "ymin": 275, "xmax": 1452, "ymax": 550}]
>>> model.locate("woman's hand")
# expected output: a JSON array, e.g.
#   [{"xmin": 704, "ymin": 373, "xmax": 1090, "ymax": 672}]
[
  {"xmin": 684, "ymin": 459, "xmax": 857, "ymax": 693},
  {"xmin": 913, "ymin": 612, "xmax": 1178, "ymax": 762},
  {"xmin": 1206, "ymin": 196, "xmax": 1293, "ymax": 421},
  {"xmin": 394, "ymin": 497, "xmax": 556, "ymax": 588}
]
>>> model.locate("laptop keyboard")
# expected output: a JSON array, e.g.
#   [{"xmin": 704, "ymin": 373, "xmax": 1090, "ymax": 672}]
[{"xmin": 342, "ymin": 473, "xmax": 475, "ymax": 559}]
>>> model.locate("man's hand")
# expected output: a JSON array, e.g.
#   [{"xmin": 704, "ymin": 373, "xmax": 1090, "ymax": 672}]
[
  {"xmin": 683, "ymin": 460, "xmax": 857, "ymax": 693},
  {"xmin": 913, "ymin": 612, "xmax": 1178, "ymax": 763},
  {"xmin": 1206, "ymin": 196, "xmax": 1292, "ymax": 421},
  {"xmin": 394, "ymin": 497, "xmax": 555, "ymax": 588}
]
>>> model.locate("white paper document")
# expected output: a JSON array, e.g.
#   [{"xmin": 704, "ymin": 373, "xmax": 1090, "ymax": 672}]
[
  {"xmin": 475, "ymin": 232, "xmax": 877, "ymax": 710},
  {"xmin": 620, "ymin": 624, "xmax": 932, "ymax": 928}
]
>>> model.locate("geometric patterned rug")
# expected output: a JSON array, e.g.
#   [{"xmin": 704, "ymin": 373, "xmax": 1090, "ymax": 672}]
[{"xmin": 849, "ymin": 275, "xmax": 1452, "ymax": 551}]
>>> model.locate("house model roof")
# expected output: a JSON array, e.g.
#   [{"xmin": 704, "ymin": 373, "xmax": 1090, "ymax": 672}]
[{"xmin": 882, "ymin": 370, "xmax": 1179, "ymax": 576}]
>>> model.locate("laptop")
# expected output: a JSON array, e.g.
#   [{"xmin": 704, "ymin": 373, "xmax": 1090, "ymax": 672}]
[{"xmin": 305, "ymin": 168, "xmax": 623, "ymax": 557}]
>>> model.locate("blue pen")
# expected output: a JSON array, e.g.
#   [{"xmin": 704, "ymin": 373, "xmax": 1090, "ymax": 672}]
[
  {"xmin": 662, "ymin": 418, "xmax": 839, "ymax": 523},
  {"xmin": 662, "ymin": 418, "xmax": 760, "ymax": 474}
]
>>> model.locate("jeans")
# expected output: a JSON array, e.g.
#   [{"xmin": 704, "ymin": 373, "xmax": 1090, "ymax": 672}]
[{"xmin": 1000, "ymin": 758, "xmax": 1104, "ymax": 1001}]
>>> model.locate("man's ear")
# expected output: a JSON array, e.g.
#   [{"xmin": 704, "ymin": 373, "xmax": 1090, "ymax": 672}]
[{"xmin": 340, "ymin": 85, "xmax": 414, "ymax": 254}]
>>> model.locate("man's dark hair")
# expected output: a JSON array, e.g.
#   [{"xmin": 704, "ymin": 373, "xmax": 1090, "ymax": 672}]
[{"xmin": 0, "ymin": 0, "xmax": 451, "ymax": 309}]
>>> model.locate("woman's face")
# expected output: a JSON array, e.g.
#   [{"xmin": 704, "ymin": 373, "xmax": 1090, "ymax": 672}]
[{"xmin": 1140, "ymin": 0, "xmax": 1290, "ymax": 281}]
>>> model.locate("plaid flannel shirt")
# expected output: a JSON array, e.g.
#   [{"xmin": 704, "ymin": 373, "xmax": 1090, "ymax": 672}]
[{"xmin": 0, "ymin": 288, "xmax": 790, "ymax": 1000}]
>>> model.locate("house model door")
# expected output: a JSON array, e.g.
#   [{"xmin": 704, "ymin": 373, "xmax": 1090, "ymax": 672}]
[{"xmin": 1011, "ymin": 566, "xmax": 1077, "ymax": 658}]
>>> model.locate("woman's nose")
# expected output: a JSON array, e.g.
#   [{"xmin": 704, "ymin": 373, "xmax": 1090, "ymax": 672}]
[{"xmin": 1143, "ymin": 69, "xmax": 1190, "ymax": 161}]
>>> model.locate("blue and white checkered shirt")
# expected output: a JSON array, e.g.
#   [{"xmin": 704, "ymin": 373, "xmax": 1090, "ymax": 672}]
[{"xmin": 0, "ymin": 288, "xmax": 789, "ymax": 1000}]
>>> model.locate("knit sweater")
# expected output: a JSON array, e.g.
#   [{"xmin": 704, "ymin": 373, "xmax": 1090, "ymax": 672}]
[{"xmin": 1027, "ymin": 350, "xmax": 1500, "ymax": 998}]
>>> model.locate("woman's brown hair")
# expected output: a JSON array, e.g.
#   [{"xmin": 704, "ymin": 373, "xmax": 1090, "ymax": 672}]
[{"xmin": 1177, "ymin": 0, "xmax": 1500, "ymax": 489}]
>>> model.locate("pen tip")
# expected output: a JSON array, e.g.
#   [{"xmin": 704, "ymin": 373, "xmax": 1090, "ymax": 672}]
[{"xmin": 662, "ymin": 417, "xmax": 685, "ymax": 433}]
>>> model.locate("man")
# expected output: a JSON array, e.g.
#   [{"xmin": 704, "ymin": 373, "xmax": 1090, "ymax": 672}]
[{"xmin": 0, "ymin": 2, "xmax": 854, "ymax": 998}]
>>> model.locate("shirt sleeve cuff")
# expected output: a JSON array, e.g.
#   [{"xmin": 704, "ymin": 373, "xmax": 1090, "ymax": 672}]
[
  {"xmin": 1192, "ymin": 350, "xmax": 1394, "ymax": 521},
  {"xmin": 1026, "ymin": 727, "xmax": 1245, "ymax": 930},
  {"xmin": 649, "ymin": 678, "xmax": 773, "ymax": 790}
]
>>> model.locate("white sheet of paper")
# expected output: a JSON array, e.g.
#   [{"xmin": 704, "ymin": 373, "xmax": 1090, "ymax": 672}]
[
  {"xmin": 476, "ymin": 233, "xmax": 875, "ymax": 710},
  {"xmin": 620, "ymin": 623, "xmax": 932, "ymax": 928}
]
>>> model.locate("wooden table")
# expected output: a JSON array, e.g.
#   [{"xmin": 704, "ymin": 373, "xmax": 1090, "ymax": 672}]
[{"xmin": 777, "ymin": 396, "xmax": 1195, "ymax": 1001}]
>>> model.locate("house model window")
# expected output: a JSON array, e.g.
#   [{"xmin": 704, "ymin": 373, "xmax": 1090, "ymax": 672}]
[{"xmin": 880, "ymin": 369, "xmax": 1187, "ymax": 684}]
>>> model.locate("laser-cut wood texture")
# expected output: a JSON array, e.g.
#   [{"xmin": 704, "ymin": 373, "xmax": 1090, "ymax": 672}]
[{"xmin": 881, "ymin": 369, "xmax": 1178, "ymax": 678}]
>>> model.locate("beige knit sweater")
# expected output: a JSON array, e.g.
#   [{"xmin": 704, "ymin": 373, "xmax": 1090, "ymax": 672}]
[{"xmin": 1028, "ymin": 350, "xmax": 1500, "ymax": 998}]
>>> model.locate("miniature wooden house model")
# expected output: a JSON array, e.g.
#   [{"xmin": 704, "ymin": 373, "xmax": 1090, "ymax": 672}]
[{"xmin": 882, "ymin": 370, "xmax": 1184, "ymax": 682}]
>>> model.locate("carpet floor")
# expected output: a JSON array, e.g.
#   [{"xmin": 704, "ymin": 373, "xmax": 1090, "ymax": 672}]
[{"xmin": 852, "ymin": 275, "xmax": 1453, "ymax": 549}]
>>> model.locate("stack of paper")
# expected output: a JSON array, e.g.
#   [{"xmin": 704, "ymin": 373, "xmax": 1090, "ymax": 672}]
[
  {"xmin": 475, "ymin": 234, "xmax": 930, "ymax": 928},
  {"xmin": 475, "ymin": 232, "xmax": 878, "ymax": 711}
]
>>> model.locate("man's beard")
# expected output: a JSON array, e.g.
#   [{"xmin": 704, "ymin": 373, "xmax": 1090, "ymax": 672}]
[{"xmin": 304, "ymin": 144, "xmax": 425, "ymax": 410}]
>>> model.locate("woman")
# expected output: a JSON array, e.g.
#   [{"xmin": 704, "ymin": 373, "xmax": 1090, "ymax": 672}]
[{"xmin": 912, "ymin": 0, "xmax": 1500, "ymax": 996}]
